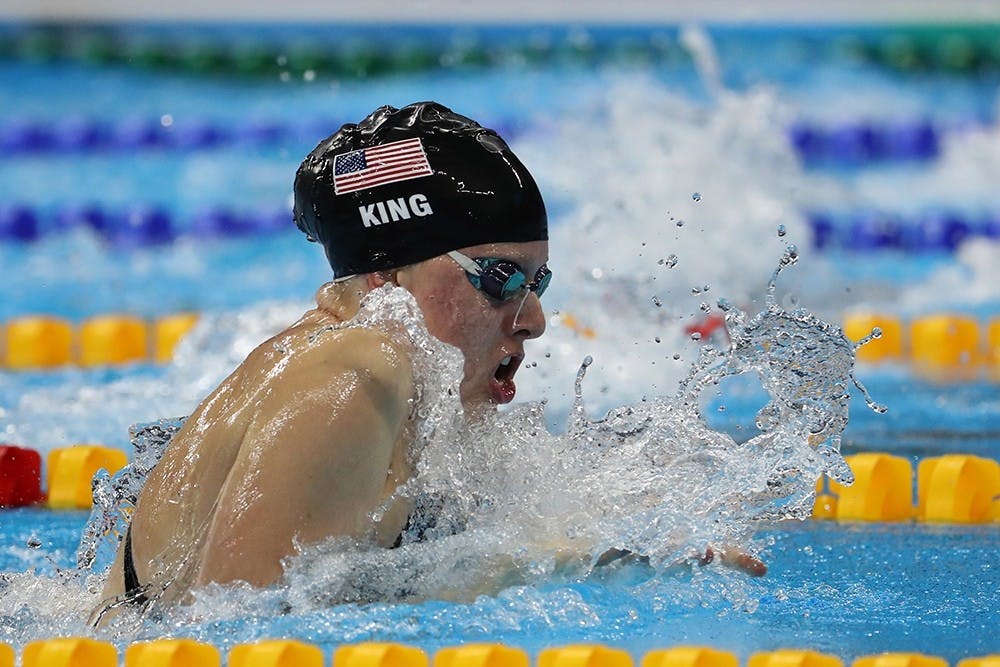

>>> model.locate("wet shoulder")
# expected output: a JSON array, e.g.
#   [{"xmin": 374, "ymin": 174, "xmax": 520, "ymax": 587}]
[
  {"xmin": 318, "ymin": 325, "xmax": 412, "ymax": 377},
  {"xmin": 267, "ymin": 323, "xmax": 414, "ymax": 391}
]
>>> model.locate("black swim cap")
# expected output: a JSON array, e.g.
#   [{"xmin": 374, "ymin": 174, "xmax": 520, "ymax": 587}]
[{"xmin": 294, "ymin": 101, "xmax": 547, "ymax": 279}]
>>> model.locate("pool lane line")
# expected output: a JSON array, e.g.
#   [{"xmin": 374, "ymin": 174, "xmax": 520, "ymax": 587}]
[
  {"xmin": 3, "ymin": 202, "xmax": 999, "ymax": 253},
  {"xmin": 3, "ymin": 441, "xmax": 999, "ymax": 523},
  {"xmin": 1, "ymin": 311, "xmax": 999, "ymax": 374},
  {"xmin": 4, "ymin": 23, "xmax": 1000, "ymax": 76},
  {"xmin": 0, "ymin": 113, "xmax": 975, "ymax": 169}
]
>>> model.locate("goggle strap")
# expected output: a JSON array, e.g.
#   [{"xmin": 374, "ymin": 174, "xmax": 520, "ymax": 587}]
[
  {"xmin": 447, "ymin": 251, "xmax": 483, "ymax": 276},
  {"xmin": 449, "ymin": 249, "xmax": 549, "ymax": 302}
]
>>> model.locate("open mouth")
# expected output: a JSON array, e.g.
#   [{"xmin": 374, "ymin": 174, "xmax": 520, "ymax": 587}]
[
  {"xmin": 494, "ymin": 355, "xmax": 522, "ymax": 382},
  {"xmin": 490, "ymin": 354, "xmax": 523, "ymax": 404}
]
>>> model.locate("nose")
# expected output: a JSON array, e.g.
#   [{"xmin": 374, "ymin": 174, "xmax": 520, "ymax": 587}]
[{"xmin": 511, "ymin": 291, "xmax": 546, "ymax": 339}]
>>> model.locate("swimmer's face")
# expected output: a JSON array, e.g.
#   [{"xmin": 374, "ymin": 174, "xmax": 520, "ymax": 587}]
[{"xmin": 395, "ymin": 240, "xmax": 548, "ymax": 408}]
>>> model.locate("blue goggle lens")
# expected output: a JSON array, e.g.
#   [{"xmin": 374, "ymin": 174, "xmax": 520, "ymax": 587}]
[{"xmin": 470, "ymin": 258, "xmax": 551, "ymax": 302}]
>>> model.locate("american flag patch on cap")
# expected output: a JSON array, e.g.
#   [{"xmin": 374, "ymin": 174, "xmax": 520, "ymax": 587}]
[{"xmin": 332, "ymin": 137, "xmax": 433, "ymax": 195}]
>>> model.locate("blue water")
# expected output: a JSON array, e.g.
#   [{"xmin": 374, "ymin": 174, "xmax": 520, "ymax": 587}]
[
  {"xmin": 1, "ymin": 21, "xmax": 998, "ymax": 660},
  {"xmin": 2, "ymin": 508, "xmax": 996, "ymax": 662}
]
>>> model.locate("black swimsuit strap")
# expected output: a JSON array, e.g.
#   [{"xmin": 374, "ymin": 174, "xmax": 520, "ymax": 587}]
[{"xmin": 123, "ymin": 525, "xmax": 150, "ymax": 606}]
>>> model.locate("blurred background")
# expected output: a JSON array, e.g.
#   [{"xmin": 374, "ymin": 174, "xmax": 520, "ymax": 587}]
[
  {"xmin": 1, "ymin": 0, "xmax": 998, "ymax": 449},
  {"xmin": 1, "ymin": 2, "xmax": 999, "ymax": 660}
]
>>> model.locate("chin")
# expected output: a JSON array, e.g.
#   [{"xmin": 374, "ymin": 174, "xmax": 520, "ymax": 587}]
[{"xmin": 459, "ymin": 393, "xmax": 496, "ymax": 415}]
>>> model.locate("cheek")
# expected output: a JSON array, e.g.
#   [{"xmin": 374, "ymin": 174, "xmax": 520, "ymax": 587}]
[
  {"xmin": 424, "ymin": 296, "xmax": 499, "ymax": 361},
  {"xmin": 419, "ymin": 291, "xmax": 474, "ymax": 346}
]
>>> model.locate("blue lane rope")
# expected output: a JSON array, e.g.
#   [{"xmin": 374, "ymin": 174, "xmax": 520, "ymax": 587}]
[
  {"xmin": 806, "ymin": 210, "xmax": 1000, "ymax": 252},
  {"xmin": 0, "ymin": 113, "xmax": 954, "ymax": 166},
  {"xmin": 1, "ymin": 201, "xmax": 998, "ymax": 252},
  {"xmin": 0, "ymin": 203, "xmax": 291, "ymax": 245},
  {"xmin": 0, "ymin": 115, "xmax": 354, "ymax": 155}
]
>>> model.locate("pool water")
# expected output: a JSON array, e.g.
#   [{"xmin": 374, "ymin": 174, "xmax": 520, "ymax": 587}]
[
  {"xmin": 1, "ymin": 21, "xmax": 999, "ymax": 662},
  {"xmin": 2, "ymin": 508, "xmax": 996, "ymax": 661}
]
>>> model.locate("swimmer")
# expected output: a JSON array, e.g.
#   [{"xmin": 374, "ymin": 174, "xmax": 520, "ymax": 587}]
[
  {"xmin": 95, "ymin": 101, "xmax": 761, "ymax": 621},
  {"xmin": 96, "ymin": 102, "xmax": 550, "ymax": 616}
]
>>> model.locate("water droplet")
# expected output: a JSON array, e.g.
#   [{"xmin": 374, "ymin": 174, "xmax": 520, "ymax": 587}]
[
  {"xmin": 672, "ymin": 353, "xmax": 681, "ymax": 360},
  {"xmin": 159, "ymin": 114, "xmax": 173, "ymax": 128},
  {"xmin": 652, "ymin": 296, "xmax": 662, "ymax": 307},
  {"xmin": 691, "ymin": 332, "xmax": 702, "ymax": 341},
  {"xmin": 664, "ymin": 254, "xmax": 678, "ymax": 268},
  {"xmin": 700, "ymin": 302, "xmax": 711, "ymax": 312},
  {"xmin": 303, "ymin": 69, "xmax": 316, "ymax": 82},
  {"xmin": 676, "ymin": 219, "xmax": 685, "ymax": 228},
  {"xmin": 692, "ymin": 192, "xmax": 702, "ymax": 202},
  {"xmin": 544, "ymin": 352, "xmax": 552, "ymax": 358},
  {"xmin": 777, "ymin": 224, "xmax": 787, "ymax": 237},
  {"xmin": 654, "ymin": 336, "xmax": 661, "ymax": 343},
  {"xmin": 26, "ymin": 536, "xmax": 41, "ymax": 549},
  {"xmin": 717, "ymin": 405, "xmax": 726, "ymax": 412},
  {"xmin": 582, "ymin": 355, "xmax": 593, "ymax": 367}
]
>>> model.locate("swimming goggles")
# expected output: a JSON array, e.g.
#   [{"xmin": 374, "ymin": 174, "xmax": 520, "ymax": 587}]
[{"xmin": 447, "ymin": 251, "xmax": 552, "ymax": 303}]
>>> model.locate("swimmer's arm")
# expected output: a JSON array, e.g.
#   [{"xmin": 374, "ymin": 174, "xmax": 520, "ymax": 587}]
[
  {"xmin": 194, "ymin": 332, "xmax": 413, "ymax": 588},
  {"xmin": 594, "ymin": 545, "xmax": 766, "ymax": 576}
]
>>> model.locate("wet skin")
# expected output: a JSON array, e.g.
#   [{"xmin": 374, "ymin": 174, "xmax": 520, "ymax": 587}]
[
  {"xmin": 98, "ymin": 240, "xmax": 548, "ymax": 610},
  {"xmin": 96, "ymin": 235, "xmax": 764, "ymax": 614},
  {"xmin": 388, "ymin": 240, "xmax": 548, "ymax": 409}
]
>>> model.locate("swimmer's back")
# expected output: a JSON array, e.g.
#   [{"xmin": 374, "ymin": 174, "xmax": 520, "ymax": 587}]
[{"xmin": 103, "ymin": 307, "xmax": 415, "ymax": 605}]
